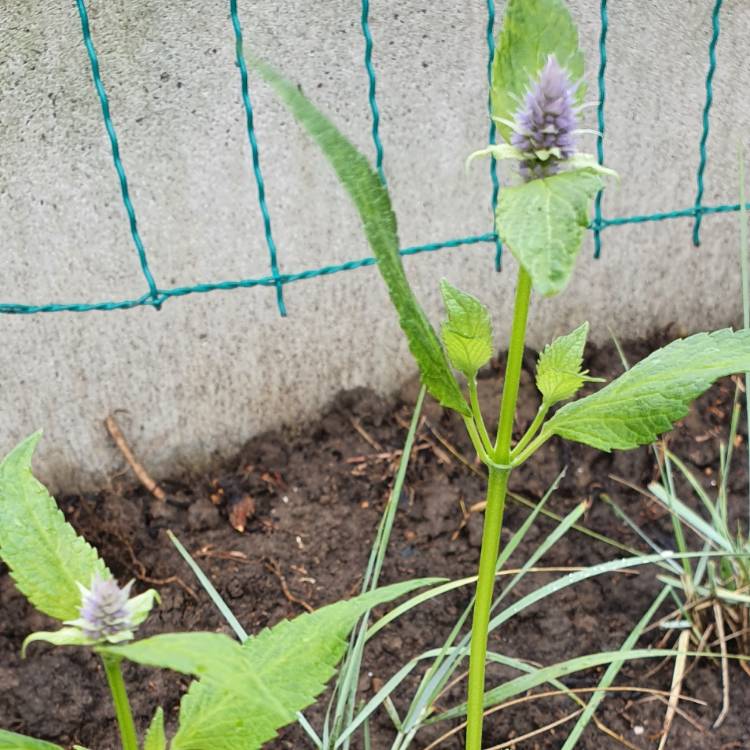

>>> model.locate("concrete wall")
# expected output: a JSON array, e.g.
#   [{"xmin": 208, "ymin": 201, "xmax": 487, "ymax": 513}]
[{"xmin": 1, "ymin": 1, "xmax": 748, "ymax": 490}]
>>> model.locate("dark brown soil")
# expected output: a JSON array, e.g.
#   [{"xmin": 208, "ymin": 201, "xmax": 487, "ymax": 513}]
[{"xmin": 2, "ymin": 335, "xmax": 749, "ymax": 750}]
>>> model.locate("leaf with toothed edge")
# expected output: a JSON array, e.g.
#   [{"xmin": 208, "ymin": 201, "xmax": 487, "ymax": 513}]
[
  {"xmin": 496, "ymin": 169, "xmax": 604, "ymax": 297},
  {"xmin": 251, "ymin": 60, "xmax": 471, "ymax": 417},
  {"xmin": 536, "ymin": 322, "xmax": 603, "ymax": 405},
  {"xmin": 543, "ymin": 329, "xmax": 750, "ymax": 451},
  {"xmin": 144, "ymin": 708, "xmax": 166, "ymax": 750},
  {"xmin": 0, "ymin": 433, "xmax": 110, "ymax": 621},
  {"xmin": 163, "ymin": 579, "xmax": 439, "ymax": 750},
  {"xmin": 440, "ymin": 280, "xmax": 494, "ymax": 379}
]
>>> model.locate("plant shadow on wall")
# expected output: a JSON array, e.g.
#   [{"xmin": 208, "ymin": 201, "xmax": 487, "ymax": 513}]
[{"xmin": 2, "ymin": 0, "xmax": 750, "ymax": 749}]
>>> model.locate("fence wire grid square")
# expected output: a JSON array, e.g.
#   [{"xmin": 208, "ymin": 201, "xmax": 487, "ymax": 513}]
[{"xmin": 0, "ymin": 0, "xmax": 735, "ymax": 316}]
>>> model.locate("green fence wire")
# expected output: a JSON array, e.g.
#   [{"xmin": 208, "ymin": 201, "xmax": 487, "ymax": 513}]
[{"xmin": 0, "ymin": 0, "xmax": 734, "ymax": 316}]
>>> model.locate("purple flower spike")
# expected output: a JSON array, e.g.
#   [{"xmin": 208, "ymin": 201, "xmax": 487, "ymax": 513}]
[
  {"xmin": 78, "ymin": 574, "xmax": 134, "ymax": 641},
  {"xmin": 511, "ymin": 55, "xmax": 578, "ymax": 180}
]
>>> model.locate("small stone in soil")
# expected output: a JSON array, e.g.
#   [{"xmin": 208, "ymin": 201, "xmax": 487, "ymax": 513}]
[{"xmin": 186, "ymin": 496, "xmax": 221, "ymax": 531}]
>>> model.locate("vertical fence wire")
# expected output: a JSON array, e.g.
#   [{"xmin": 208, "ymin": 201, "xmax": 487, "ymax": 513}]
[
  {"xmin": 592, "ymin": 0, "xmax": 608, "ymax": 259},
  {"xmin": 692, "ymin": 0, "xmax": 723, "ymax": 247},
  {"xmin": 360, "ymin": 0, "xmax": 387, "ymax": 185},
  {"xmin": 230, "ymin": 0, "xmax": 287, "ymax": 316},
  {"xmin": 74, "ymin": 0, "xmax": 160, "ymax": 306},
  {"xmin": 485, "ymin": 0, "xmax": 503, "ymax": 271}
]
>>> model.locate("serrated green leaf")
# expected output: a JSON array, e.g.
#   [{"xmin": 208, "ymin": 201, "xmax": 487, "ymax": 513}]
[
  {"xmin": 536, "ymin": 322, "xmax": 600, "ymax": 405},
  {"xmin": 98, "ymin": 632, "xmax": 242, "ymax": 677},
  {"xmin": 439, "ymin": 280, "xmax": 493, "ymax": 378},
  {"xmin": 144, "ymin": 708, "xmax": 166, "ymax": 750},
  {"xmin": 0, "ymin": 433, "xmax": 110, "ymax": 621},
  {"xmin": 496, "ymin": 169, "xmax": 603, "ymax": 297},
  {"xmin": 491, "ymin": 0, "xmax": 585, "ymax": 144},
  {"xmin": 544, "ymin": 329, "xmax": 750, "ymax": 451},
  {"xmin": 171, "ymin": 578, "xmax": 439, "ymax": 750},
  {"xmin": 0, "ymin": 731, "xmax": 62, "ymax": 750},
  {"xmin": 170, "ymin": 683, "xmax": 249, "ymax": 750},
  {"xmin": 253, "ymin": 61, "xmax": 470, "ymax": 416}
]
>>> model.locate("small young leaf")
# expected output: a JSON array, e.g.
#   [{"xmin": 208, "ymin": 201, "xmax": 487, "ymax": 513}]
[
  {"xmin": 0, "ymin": 433, "xmax": 110, "ymax": 621},
  {"xmin": 0, "ymin": 731, "xmax": 62, "ymax": 750},
  {"xmin": 544, "ymin": 329, "xmax": 750, "ymax": 451},
  {"xmin": 536, "ymin": 322, "xmax": 601, "ymax": 405},
  {"xmin": 253, "ymin": 61, "xmax": 470, "ymax": 417},
  {"xmin": 171, "ymin": 578, "xmax": 439, "ymax": 750},
  {"xmin": 491, "ymin": 0, "xmax": 585, "ymax": 144},
  {"xmin": 144, "ymin": 708, "xmax": 166, "ymax": 750},
  {"xmin": 22, "ymin": 627, "xmax": 96, "ymax": 656},
  {"xmin": 466, "ymin": 144, "xmax": 525, "ymax": 170},
  {"xmin": 563, "ymin": 153, "xmax": 620, "ymax": 180},
  {"xmin": 496, "ymin": 169, "xmax": 603, "ymax": 297},
  {"xmin": 440, "ymin": 280, "xmax": 493, "ymax": 378},
  {"xmin": 126, "ymin": 588, "xmax": 160, "ymax": 627}
]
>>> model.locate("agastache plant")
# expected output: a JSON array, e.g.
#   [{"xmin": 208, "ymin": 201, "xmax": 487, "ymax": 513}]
[
  {"xmin": 0, "ymin": 433, "xmax": 431, "ymax": 750},
  {"xmin": 252, "ymin": 0, "xmax": 750, "ymax": 747}
]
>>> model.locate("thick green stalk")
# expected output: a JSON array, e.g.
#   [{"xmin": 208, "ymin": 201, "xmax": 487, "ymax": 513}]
[
  {"xmin": 102, "ymin": 654, "xmax": 138, "ymax": 750},
  {"xmin": 494, "ymin": 268, "xmax": 533, "ymax": 457},
  {"xmin": 465, "ymin": 267, "xmax": 532, "ymax": 750}
]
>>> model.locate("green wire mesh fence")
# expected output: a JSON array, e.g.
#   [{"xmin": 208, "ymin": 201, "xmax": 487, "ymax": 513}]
[{"xmin": 0, "ymin": 0, "xmax": 733, "ymax": 316}]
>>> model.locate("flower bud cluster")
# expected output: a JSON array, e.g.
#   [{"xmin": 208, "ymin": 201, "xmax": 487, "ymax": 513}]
[
  {"xmin": 510, "ymin": 55, "xmax": 578, "ymax": 180},
  {"xmin": 77, "ymin": 574, "xmax": 134, "ymax": 641}
]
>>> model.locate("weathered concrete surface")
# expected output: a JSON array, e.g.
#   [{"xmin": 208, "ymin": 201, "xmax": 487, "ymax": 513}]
[{"xmin": 1, "ymin": 1, "xmax": 748, "ymax": 490}]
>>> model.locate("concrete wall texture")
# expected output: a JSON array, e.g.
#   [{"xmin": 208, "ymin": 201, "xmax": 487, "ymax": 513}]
[{"xmin": 1, "ymin": 1, "xmax": 747, "ymax": 490}]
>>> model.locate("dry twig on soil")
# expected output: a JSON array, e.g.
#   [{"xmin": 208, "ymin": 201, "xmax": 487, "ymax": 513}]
[{"xmin": 105, "ymin": 413, "xmax": 167, "ymax": 501}]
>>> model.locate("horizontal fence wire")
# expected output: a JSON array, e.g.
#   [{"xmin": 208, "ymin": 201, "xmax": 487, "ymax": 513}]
[{"xmin": 0, "ymin": 0, "xmax": 736, "ymax": 315}]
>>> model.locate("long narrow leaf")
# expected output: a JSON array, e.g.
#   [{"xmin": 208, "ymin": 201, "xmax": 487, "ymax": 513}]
[
  {"xmin": 254, "ymin": 62, "xmax": 469, "ymax": 417},
  {"xmin": 328, "ymin": 387, "xmax": 426, "ymax": 747},
  {"xmin": 167, "ymin": 530, "xmax": 248, "ymax": 641},
  {"xmin": 561, "ymin": 587, "xmax": 670, "ymax": 749},
  {"xmin": 648, "ymin": 483, "xmax": 733, "ymax": 552},
  {"xmin": 396, "ymin": 470, "xmax": 567, "ymax": 737},
  {"xmin": 435, "ymin": 649, "xmax": 684, "ymax": 722}
]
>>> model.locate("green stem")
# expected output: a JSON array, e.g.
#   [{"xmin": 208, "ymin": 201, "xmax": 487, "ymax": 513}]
[
  {"xmin": 465, "ymin": 467, "xmax": 508, "ymax": 749},
  {"xmin": 510, "ymin": 403, "xmax": 549, "ymax": 459},
  {"xmin": 511, "ymin": 430, "xmax": 552, "ymax": 468},
  {"xmin": 469, "ymin": 378, "xmax": 493, "ymax": 453},
  {"xmin": 494, "ymin": 268, "xmax": 533, "ymax": 456},
  {"xmin": 466, "ymin": 266, "xmax": 532, "ymax": 750},
  {"xmin": 463, "ymin": 417, "xmax": 511, "ymax": 471},
  {"xmin": 102, "ymin": 654, "xmax": 138, "ymax": 750}
]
